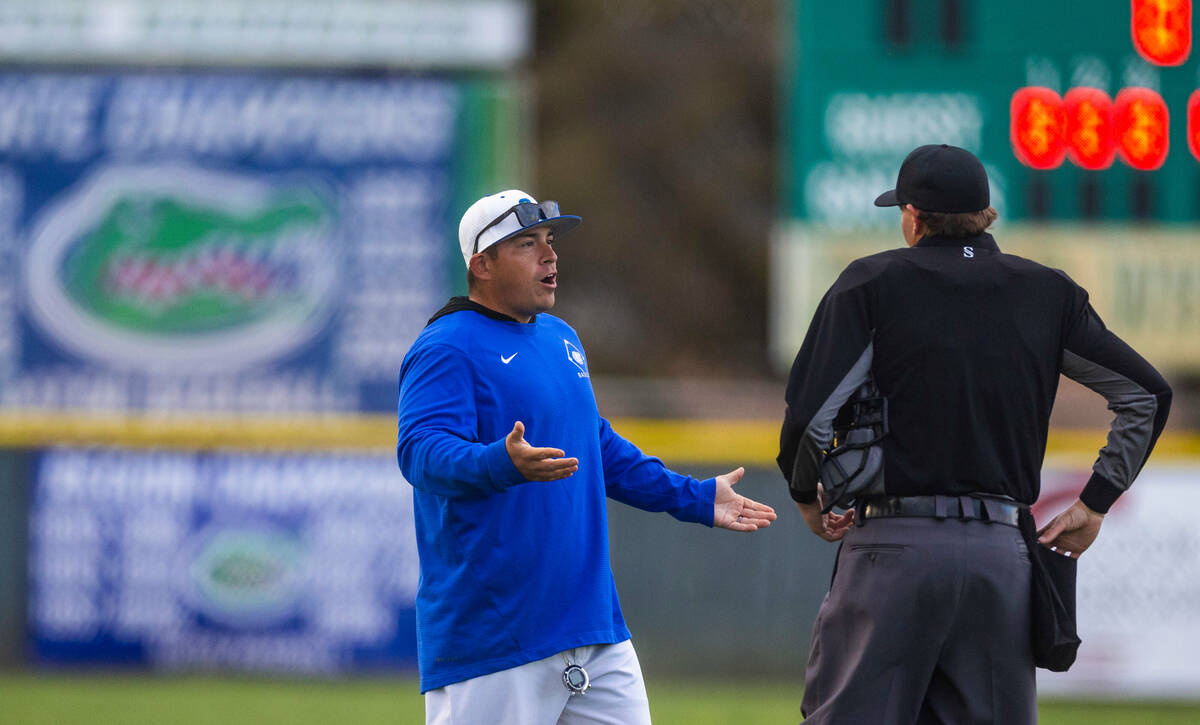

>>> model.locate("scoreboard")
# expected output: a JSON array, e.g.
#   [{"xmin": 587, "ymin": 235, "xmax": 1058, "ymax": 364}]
[
  {"xmin": 776, "ymin": 1, "xmax": 1200, "ymax": 374},
  {"xmin": 786, "ymin": 0, "xmax": 1200, "ymax": 226}
]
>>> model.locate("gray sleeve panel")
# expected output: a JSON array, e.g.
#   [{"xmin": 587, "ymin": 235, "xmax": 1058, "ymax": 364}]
[
  {"xmin": 789, "ymin": 436, "xmax": 824, "ymax": 500},
  {"xmin": 1061, "ymin": 349, "xmax": 1160, "ymax": 492},
  {"xmin": 801, "ymin": 342, "xmax": 874, "ymax": 451}
]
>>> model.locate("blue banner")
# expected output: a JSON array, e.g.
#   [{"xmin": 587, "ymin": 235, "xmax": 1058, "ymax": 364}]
[
  {"xmin": 0, "ymin": 71, "xmax": 460, "ymax": 414},
  {"xmin": 29, "ymin": 448, "xmax": 419, "ymax": 673}
]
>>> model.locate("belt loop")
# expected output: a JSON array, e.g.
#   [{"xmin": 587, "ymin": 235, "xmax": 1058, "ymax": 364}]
[
  {"xmin": 958, "ymin": 495, "xmax": 973, "ymax": 521},
  {"xmin": 855, "ymin": 498, "xmax": 867, "ymax": 527},
  {"xmin": 980, "ymin": 498, "xmax": 1000, "ymax": 524},
  {"xmin": 934, "ymin": 495, "xmax": 948, "ymax": 520}
]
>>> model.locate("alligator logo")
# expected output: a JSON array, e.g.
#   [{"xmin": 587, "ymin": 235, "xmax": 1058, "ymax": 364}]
[
  {"xmin": 177, "ymin": 523, "xmax": 307, "ymax": 629},
  {"xmin": 24, "ymin": 166, "xmax": 341, "ymax": 373}
]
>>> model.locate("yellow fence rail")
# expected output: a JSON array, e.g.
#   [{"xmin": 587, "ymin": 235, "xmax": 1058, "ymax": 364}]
[{"xmin": 0, "ymin": 412, "xmax": 1197, "ymax": 465}]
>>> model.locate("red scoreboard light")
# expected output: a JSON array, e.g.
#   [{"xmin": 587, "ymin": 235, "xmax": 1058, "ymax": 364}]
[
  {"xmin": 1064, "ymin": 88, "xmax": 1116, "ymax": 170},
  {"xmin": 1011, "ymin": 87, "xmax": 1068, "ymax": 169},
  {"xmin": 1189, "ymin": 90, "xmax": 1200, "ymax": 162},
  {"xmin": 1114, "ymin": 87, "xmax": 1170, "ymax": 170},
  {"xmin": 1131, "ymin": 0, "xmax": 1192, "ymax": 66}
]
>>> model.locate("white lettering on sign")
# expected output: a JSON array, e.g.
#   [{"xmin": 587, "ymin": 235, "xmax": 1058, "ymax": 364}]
[
  {"xmin": 803, "ymin": 161, "xmax": 895, "ymax": 230},
  {"xmin": 1069, "ymin": 54, "xmax": 1112, "ymax": 94},
  {"xmin": 1122, "ymin": 54, "xmax": 1161, "ymax": 93},
  {"xmin": 0, "ymin": 75, "xmax": 102, "ymax": 160},
  {"xmin": 30, "ymin": 448, "xmax": 422, "ymax": 673},
  {"xmin": 104, "ymin": 77, "xmax": 459, "ymax": 162},
  {"xmin": 823, "ymin": 92, "xmax": 984, "ymax": 157},
  {"xmin": 802, "ymin": 162, "xmax": 1007, "ymax": 231},
  {"xmin": 38, "ymin": 450, "xmax": 197, "ymax": 506},
  {"xmin": 1024, "ymin": 55, "xmax": 1062, "ymax": 92},
  {"xmin": 0, "ymin": 370, "xmax": 353, "ymax": 412}
]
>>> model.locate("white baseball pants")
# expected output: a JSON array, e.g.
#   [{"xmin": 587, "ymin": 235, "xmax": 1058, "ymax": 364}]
[{"xmin": 425, "ymin": 639, "xmax": 652, "ymax": 725}]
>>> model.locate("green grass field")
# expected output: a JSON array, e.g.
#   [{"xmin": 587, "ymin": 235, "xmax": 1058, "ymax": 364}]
[{"xmin": 2, "ymin": 673, "xmax": 1199, "ymax": 724}]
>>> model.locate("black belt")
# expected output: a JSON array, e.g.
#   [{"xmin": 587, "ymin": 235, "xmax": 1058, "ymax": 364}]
[{"xmin": 860, "ymin": 495, "xmax": 1022, "ymax": 528}]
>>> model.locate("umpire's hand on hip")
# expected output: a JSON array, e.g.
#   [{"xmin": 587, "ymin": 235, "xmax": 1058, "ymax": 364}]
[
  {"xmin": 1037, "ymin": 499, "xmax": 1104, "ymax": 559},
  {"xmin": 795, "ymin": 484, "xmax": 855, "ymax": 542},
  {"xmin": 505, "ymin": 421, "xmax": 580, "ymax": 481}
]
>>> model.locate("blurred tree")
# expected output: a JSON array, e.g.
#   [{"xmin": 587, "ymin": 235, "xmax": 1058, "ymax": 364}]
[{"xmin": 533, "ymin": 0, "xmax": 778, "ymax": 377}]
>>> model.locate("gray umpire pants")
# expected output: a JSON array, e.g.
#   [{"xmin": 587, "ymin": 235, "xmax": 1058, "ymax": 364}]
[{"xmin": 800, "ymin": 516, "xmax": 1036, "ymax": 725}]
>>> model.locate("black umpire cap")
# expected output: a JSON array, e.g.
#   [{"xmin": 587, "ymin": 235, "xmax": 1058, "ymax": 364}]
[{"xmin": 874, "ymin": 144, "xmax": 990, "ymax": 213}]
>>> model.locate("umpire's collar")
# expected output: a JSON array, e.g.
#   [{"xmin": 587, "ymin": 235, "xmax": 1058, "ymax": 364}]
[{"xmin": 915, "ymin": 232, "xmax": 1000, "ymax": 252}]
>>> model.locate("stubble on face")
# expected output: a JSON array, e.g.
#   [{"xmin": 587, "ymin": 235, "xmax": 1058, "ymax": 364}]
[{"xmin": 479, "ymin": 227, "xmax": 559, "ymax": 322}]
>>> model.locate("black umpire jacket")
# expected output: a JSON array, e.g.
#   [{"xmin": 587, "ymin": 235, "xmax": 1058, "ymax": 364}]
[{"xmin": 778, "ymin": 232, "xmax": 1172, "ymax": 514}]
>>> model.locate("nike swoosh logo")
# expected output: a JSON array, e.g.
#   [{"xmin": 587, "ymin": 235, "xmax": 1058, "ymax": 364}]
[{"xmin": 500, "ymin": 353, "xmax": 518, "ymax": 364}]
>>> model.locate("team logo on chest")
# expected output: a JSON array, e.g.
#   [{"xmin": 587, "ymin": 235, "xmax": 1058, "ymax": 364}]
[{"xmin": 564, "ymin": 339, "xmax": 589, "ymax": 378}]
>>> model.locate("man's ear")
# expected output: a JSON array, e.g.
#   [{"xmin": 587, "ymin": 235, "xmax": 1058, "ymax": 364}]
[
  {"xmin": 468, "ymin": 252, "xmax": 491, "ymax": 280},
  {"xmin": 908, "ymin": 205, "xmax": 923, "ymax": 234}
]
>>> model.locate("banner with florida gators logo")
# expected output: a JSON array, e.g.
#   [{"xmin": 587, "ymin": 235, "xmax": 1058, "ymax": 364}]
[
  {"xmin": 29, "ymin": 447, "xmax": 419, "ymax": 673},
  {"xmin": 0, "ymin": 70, "xmax": 461, "ymax": 414}
]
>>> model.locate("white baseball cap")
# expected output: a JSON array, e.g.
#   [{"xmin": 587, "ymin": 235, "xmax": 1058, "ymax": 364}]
[{"xmin": 457, "ymin": 190, "xmax": 582, "ymax": 267}]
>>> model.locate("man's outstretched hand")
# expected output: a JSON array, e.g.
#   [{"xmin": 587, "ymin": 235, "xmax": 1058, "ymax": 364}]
[
  {"xmin": 505, "ymin": 421, "xmax": 579, "ymax": 481},
  {"xmin": 1037, "ymin": 499, "xmax": 1104, "ymax": 559},
  {"xmin": 713, "ymin": 467, "xmax": 778, "ymax": 532}
]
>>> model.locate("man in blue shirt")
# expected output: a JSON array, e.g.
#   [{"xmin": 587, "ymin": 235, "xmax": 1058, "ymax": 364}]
[{"xmin": 398, "ymin": 190, "xmax": 776, "ymax": 724}]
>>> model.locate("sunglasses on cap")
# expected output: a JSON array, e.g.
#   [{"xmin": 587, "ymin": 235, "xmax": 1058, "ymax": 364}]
[{"xmin": 472, "ymin": 201, "xmax": 562, "ymax": 254}]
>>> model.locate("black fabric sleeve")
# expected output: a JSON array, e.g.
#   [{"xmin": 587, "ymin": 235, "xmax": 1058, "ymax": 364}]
[
  {"xmin": 778, "ymin": 260, "xmax": 876, "ymax": 504},
  {"xmin": 1059, "ymin": 282, "xmax": 1172, "ymax": 514}
]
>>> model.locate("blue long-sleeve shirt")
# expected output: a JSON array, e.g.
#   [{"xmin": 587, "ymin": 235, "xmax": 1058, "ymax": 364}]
[{"xmin": 397, "ymin": 299, "xmax": 716, "ymax": 692}]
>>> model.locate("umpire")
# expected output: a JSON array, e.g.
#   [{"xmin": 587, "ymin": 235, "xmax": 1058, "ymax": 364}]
[{"xmin": 778, "ymin": 144, "xmax": 1172, "ymax": 724}]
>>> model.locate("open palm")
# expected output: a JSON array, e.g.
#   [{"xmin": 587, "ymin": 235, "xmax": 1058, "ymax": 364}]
[{"xmin": 713, "ymin": 467, "xmax": 777, "ymax": 532}]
